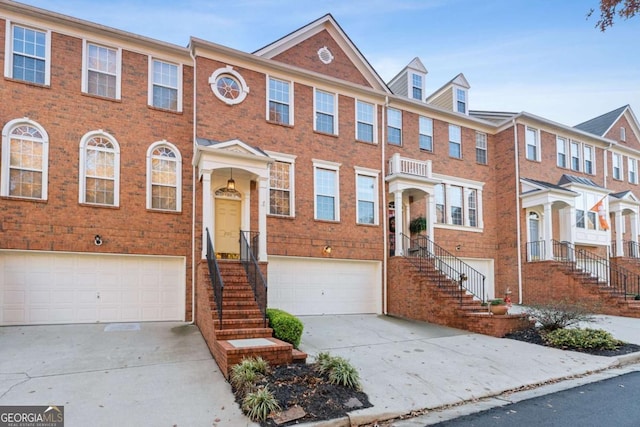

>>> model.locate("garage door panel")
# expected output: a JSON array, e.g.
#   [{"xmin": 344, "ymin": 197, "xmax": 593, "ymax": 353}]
[
  {"xmin": 1, "ymin": 251, "xmax": 185, "ymax": 325},
  {"xmin": 268, "ymin": 256, "xmax": 381, "ymax": 316}
]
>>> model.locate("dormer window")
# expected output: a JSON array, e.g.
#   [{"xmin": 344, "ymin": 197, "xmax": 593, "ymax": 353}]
[
  {"xmin": 456, "ymin": 88, "xmax": 467, "ymax": 114},
  {"xmin": 621, "ymin": 127, "xmax": 626, "ymax": 142},
  {"xmin": 412, "ymin": 74, "xmax": 423, "ymax": 101}
]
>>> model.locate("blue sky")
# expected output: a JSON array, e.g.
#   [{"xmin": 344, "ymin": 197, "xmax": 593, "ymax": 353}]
[{"xmin": 16, "ymin": 0, "xmax": 640, "ymax": 126}]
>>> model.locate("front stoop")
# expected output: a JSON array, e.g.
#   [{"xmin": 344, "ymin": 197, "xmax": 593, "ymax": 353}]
[{"xmin": 196, "ymin": 260, "xmax": 307, "ymax": 379}]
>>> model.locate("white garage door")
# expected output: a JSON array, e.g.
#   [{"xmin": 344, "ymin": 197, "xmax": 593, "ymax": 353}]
[
  {"xmin": 459, "ymin": 257, "xmax": 495, "ymax": 300},
  {"xmin": 0, "ymin": 251, "xmax": 185, "ymax": 325},
  {"xmin": 267, "ymin": 256, "xmax": 381, "ymax": 315}
]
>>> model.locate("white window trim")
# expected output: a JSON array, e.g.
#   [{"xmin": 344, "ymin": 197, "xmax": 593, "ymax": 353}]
[
  {"xmin": 81, "ymin": 40, "xmax": 122, "ymax": 99},
  {"xmin": 621, "ymin": 127, "xmax": 626, "ymax": 142},
  {"xmin": 583, "ymin": 144, "xmax": 595, "ymax": 175},
  {"xmin": 265, "ymin": 150, "xmax": 297, "ymax": 217},
  {"xmin": 146, "ymin": 140, "xmax": 182, "ymax": 211},
  {"xmin": 312, "ymin": 159, "xmax": 341, "ymax": 221},
  {"xmin": 313, "ymin": 88, "xmax": 338, "ymax": 135},
  {"xmin": 410, "ymin": 72, "xmax": 423, "ymax": 101},
  {"xmin": 419, "ymin": 116, "xmax": 433, "ymax": 152},
  {"xmin": 448, "ymin": 124, "xmax": 462, "ymax": 159},
  {"xmin": 354, "ymin": 166, "xmax": 380, "ymax": 225},
  {"xmin": 475, "ymin": 131, "xmax": 488, "ymax": 164},
  {"xmin": 454, "ymin": 86, "xmax": 468, "ymax": 114},
  {"xmin": 432, "ymin": 173, "xmax": 484, "ymax": 232},
  {"xmin": 148, "ymin": 57, "xmax": 183, "ymax": 112},
  {"xmin": 266, "ymin": 75, "xmax": 294, "ymax": 125},
  {"xmin": 1, "ymin": 118, "xmax": 49, "ymax": 199},
  {"xmin": 78, "ymin": 130, "xmax": 120, "ymax": 206},
  {"xmin": 355, "ymin": 99, "xmax": 378, "ymax": 143},
  {"xmin": 629, "ymin": 157, "xmax": 638, "ymax": 184},
  {"xmin": 613, "ymin": 152, "xmax": 624, "ymax": 180},
  {"xmin": 4, "ymin": 21, "xmax": 52, "ymax": 85},
  {"xmin": 387, "ymin": 107, "xmax": 402, "ymax": 145},
  {"xmin": 209, "ymin": 65, "xmax": 250, "ymax": 105},
  {"xmin": 556, "ymin": 136, "xmax": 568, "ymax": 168},
  {"xmin": 525, "ymin": 126, "xmax": 540, "ymax": 161},
  {"xmin": 570, "ymin": 140, "xmax": 581, "ymax": 172}
]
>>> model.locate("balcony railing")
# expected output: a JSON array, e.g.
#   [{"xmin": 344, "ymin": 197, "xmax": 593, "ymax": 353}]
[{"xmin": 387, "ymin": 153, "xmax": 432, "ymax": 178}]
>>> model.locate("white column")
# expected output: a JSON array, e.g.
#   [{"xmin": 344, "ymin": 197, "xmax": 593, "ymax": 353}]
[
  {"xmin": 567, "ymin": 205, "xmax": 576, "ymax": 261},
  {"xmin": 258, "ymin": 176, "xmax": 269, "ymax": 261},
  {"xmin": 427, "ymin": 192, "xmax": 436, "ymax": 239},
  {"xmin": 394, "ymin": 190, "xmax": 404, "ymax": 256},
  {"xmin": 477, "ymin": 189, "xmax": 484, "ymax": 229},
  {"xmin": 631, "ymin": 212, "xmax": 639, "ymax": 257},
  {"xmin": 615, "ymin": 210, "xmax": 624, "ymax": 257},
  {"xmin": 444, "ymin": 184, "xmax": 452, "ymax": 224},
  {"xmin": 463, "ymin": 188, "xmax": 471, "ymax": 227},
  {"xmin": 543, "ymin": 202, "xmax": 553, "ymax": 260},
  {"xmin": 201, "ymin": 171, "xmax": 213, "ymax": 259}
]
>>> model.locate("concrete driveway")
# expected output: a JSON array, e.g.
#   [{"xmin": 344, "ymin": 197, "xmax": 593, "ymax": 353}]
[{"xmin": 0, "ymin": 322, "xmax": 254, "ymax": 427}]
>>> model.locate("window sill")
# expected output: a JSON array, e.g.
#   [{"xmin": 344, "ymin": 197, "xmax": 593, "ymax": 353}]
[
  {"xmin": 313, "ymin": 130, "xmax": 338, "ymax": 138},
  {"xmin": 355, "ymin": 139, "xmax": 378, "ymax": 145},
  {"xmin": 434, "ymin": 223, "xmax": 483, "ymax": 233},
  {"xmin": 267, "ymin": 214, "xmax": 295, "ymax": 220},
  {"xmin": 266, "ymin": 119, "xmax": 293, "ymax": 128},
  {"xmin": 148, "ymin": 105, "xmax": 183, "ymax": 115},
  {"xmin": 146, "ymin": 208, "xmax": 182, "ymax": 214},
  {"xmin": 0, "ymin": 195, "xmax": 47, "ymax": 203},
  {"xmin": 79, "ymin": 202, "xmax": 120, "ymax": 209},
  {"xmin": 3, "ymin": 77, "xmax": 50, "ymax": 88},
  {"xmin": 81, "ymin": 92, "xmax": 122, "ymax": 103}
]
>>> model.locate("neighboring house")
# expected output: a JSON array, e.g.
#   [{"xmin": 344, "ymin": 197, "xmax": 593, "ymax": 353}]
[{"xmin": 1, "ymin": 1, "xmax": 639, "ymax": 331}]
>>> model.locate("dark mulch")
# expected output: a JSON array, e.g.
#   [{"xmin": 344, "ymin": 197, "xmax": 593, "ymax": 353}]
[
  {"xmin": 233, "ymin": 363, "xmax": 372, "ymax": 427},
  {"xmin": 505, "ymin": 327, "xmax": 640, "ymax": 356}
]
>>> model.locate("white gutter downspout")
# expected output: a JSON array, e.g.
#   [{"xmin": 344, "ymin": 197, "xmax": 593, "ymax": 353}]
[
  {"xmin": 513, "ymin": 119, "xmax": 523, "ymax": 304},
  {"xmin": 189, "ymin": 45, "xmax": 197, "ymax": 324},
  {"xmin": 382, "ymin": 97, "xmax": 388, "ymax": 315}
]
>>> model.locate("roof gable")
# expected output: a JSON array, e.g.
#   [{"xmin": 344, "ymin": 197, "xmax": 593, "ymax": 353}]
[
  {"xmin": 252, "ymin": 14, "xmax": 388, "ymax": 91},
  {"xmin": 574, "ymin": 105, "xmax": 628, "ymax": 136}
]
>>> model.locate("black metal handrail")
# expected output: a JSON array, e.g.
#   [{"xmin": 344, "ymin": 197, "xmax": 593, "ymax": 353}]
[
  {"xmin": 525, "ymin": 240, "xmax": 545, "ymax": 261},
  {"xmin": 401, "ymin": 234, "xmax": 486, "ymax": 304},
  {"xmin": 205, "ymin": 228, "xmax": 224, "ymax": 326},
  {"xmin": 552, "ymin": 240, "xmax": 639, "ymax": 299},
  {"xmin": 240, "ymin": 230, "xmax": 268, "ymax": 327},
  {"xmin": 610, "ymin": 240, "xmax": 640, "ymax": 259}
]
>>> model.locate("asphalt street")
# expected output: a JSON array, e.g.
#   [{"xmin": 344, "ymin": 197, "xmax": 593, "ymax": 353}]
[{"xmin": 430, "ymin": 371, "xmax": 640, "ymax": 427}]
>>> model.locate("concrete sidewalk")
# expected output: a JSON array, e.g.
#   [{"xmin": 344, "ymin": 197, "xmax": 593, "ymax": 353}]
[
  {"xmin": 0, "ymin": 322, "xmax": 254, "ymax": 427},
  {"xmin": 298, "ymin": 312, "xmax": 640, "ymax": 426}
]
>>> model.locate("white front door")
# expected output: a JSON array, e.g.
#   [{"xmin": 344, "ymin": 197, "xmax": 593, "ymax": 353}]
[{"xmin": 215, "ymin": 198, "xmax": 241, "ymax": 256}]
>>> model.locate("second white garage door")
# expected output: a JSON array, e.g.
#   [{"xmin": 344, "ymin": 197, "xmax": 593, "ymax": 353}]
[
  {"xmin": 0, "ymin": 251, "xmax": 186, "ymax": 326},
  {"xmin": 267, "ymin": 256, "xmax": 381, "ymax": 315}
]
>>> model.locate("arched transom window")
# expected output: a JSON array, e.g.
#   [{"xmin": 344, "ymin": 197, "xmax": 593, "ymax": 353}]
[
  {"xmin": 1, "ymin": 119, "xmax": 49, "ymax": 199},
  {"xmin": 147, "ymin": 141, "xmax": 181, "ymax": 211},
  {"xmin": 79, "ymin": 132, "xmax": 120, "ymax": 206}
]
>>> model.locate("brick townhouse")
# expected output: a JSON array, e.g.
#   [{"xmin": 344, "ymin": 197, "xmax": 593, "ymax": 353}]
[{"xmin": 1, "ymin": 0, "xmax": 639, "ymax": 348}]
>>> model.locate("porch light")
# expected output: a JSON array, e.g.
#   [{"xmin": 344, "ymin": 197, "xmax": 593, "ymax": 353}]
[{"xmin": 226, "ymin": 169, "xmax": 236, "ymax": 191}]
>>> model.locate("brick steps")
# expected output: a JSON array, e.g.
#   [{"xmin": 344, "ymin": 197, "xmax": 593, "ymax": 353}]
[{"xmin": 198, "ymin": 260, "xmax": 307, "ymax": 378}]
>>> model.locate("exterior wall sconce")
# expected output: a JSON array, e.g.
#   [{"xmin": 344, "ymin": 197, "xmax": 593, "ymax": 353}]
[
  {"xmin": 94, "ymin": 235, "xmax": 103, "ymax": 246},
  {"xmin": 226, "ymin": 169, "xmax": 236, "ymax": 191},
  {"xmin": 323, "ymin": 245, "xmax": 332, "ymax": 255}
]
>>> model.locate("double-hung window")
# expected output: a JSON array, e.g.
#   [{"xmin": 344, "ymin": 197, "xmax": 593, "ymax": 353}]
[
  {"xmin": 476, "ymin": 132, "xmax": 487, "ymax": 164},
  {"xmin": 525, "ymin": 127, "xmax": 539, "ymax": 161},
  {"xmin": 434, "ymin": 180, "xmax": 483, "ymax": 229},
  {"xmin": 147, "ymin": 141, "xmax": 181, "ymax": 211},
  {"xmin": 356, "ymin": 100, "xmax": 375, "ymax": 143},
  {"xmin": 355, "ymin": 168, "xmax": 379, "ymax": 225},
  {"xmin": 629, "ymin": 158, "xmax": 638, "ymax": 184},
  {"xmin": 570, "ymin": 141, "xmax": 580, "ymax": 171},
  {"xmin": 314, "ymin": 89, "xmax": 336, "ymax": 134},
  {"xmin": 450, "ymin": 186, "xmax": 463, "ymax": 225},
  {"xmin": 387, "ymin": 108, "xmax": 402, "ymax": 145},
  {"xmin": 583, "ymin": 145, "xmax": 594, "ymax": 175},
  {"xmin": 435, "ymin": 184, "xmax": 445, "ymax": 223},
  {"xmin": 314, "ymin": 160, "xmax": 340, "ymax": 221},
  {"xmin": 83, "ymin": 41, "xmax": 121, "ymax": 99},
  {"xmin": 1, "ymin": 119, "xmax": 49, "ymax": 199},
  {"xmin": 556, "ymin": 137, "xmax": 567, "ymax": 168},
  {"xmin": 412, "ymin": 74, "xmax": 423, "ymax": 100},
  {"xmin": 79, "ymin": 132, "xmax": 120, "ymax": 206},
  {"xmin": 468, "ymin": 189, "xmax": 478, "ymax": 227},
  {"xmin": 267, "ymin": 152, "xmax": 296, "ymax": 217},
  {"xmin": 6, "ymin": 24, "xmax": 50, "ymax": 85},
  {"xmin": 419, "ymin": 116, "xmax": 433, "ymax": 152},
  {"xmin": 613, "ymin": 153, "xmax": 623, "ymax": 180},
  {"xmin": 448, "ymin": 124, "xmax": 461, "ymax": 158},
  {"xmin": 456, "ymin": 88, "xmax": 467, "ymax": 114},
  {"xmin": 268, "ymin": 77, "xmax": 292, "ymax": 125},
  {"xmin": 150, "ymin": 59, "xmax": 181, "ymax": 112}
]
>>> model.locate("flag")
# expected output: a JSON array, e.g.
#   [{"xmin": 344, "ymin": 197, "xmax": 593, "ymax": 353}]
[{"xmin": 590, "ymin": 196, "xmax": 609, "ymax": 231}]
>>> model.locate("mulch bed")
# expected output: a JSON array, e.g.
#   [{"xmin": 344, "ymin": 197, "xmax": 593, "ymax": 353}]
[
  {"xmin": 504, "ymin": 327, "xmax": 640, "ymax": 356},
  {"xmin": 233, "ymin": 363, "xmax": 372, "ymax": 427}
]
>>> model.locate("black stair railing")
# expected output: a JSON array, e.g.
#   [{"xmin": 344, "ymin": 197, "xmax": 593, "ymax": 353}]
[
  {"xmin": 240, "ymin": 230, "xmax": 268, "ymax": 327},
  {"xmin": 401, "ymin": 234, "xmax": 485, "ymax": 304},
  {"xmin": 552, "ymin": 240, "xmax": 639, "ymax": 300},
  {"xmin": 205, "ymin": 228, "xmax": 224, "ymax": 326}
]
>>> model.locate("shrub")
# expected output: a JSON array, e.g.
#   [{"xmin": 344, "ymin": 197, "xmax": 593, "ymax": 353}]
[
  {"xmin": 242, "ymin": 386, "xmax": 280, "ymax": 421},
  {"xmin": 230, "ymin": 357, "xmax": 269, "ymax": 397},
  {"xmin": 314, "ymin": 352, "xmax": 361, "ymax": 390},
  {"xmin": 489, "ymin": 298, "xmax": 505, "ymax": 305},
  {"xmin": 524, "ymin": 299, "xmax": 597, "ymax": 331},
  {"xmin": 266, "ymin": 308, "xmax": 304, "ymax": 348},
  {"xmin": 635, "ymin": 294, "xmax": 640, "ymax": 301},
  {"xmin": 543, "ymin": 328, "xmax": 623, "ymax": 351}
]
